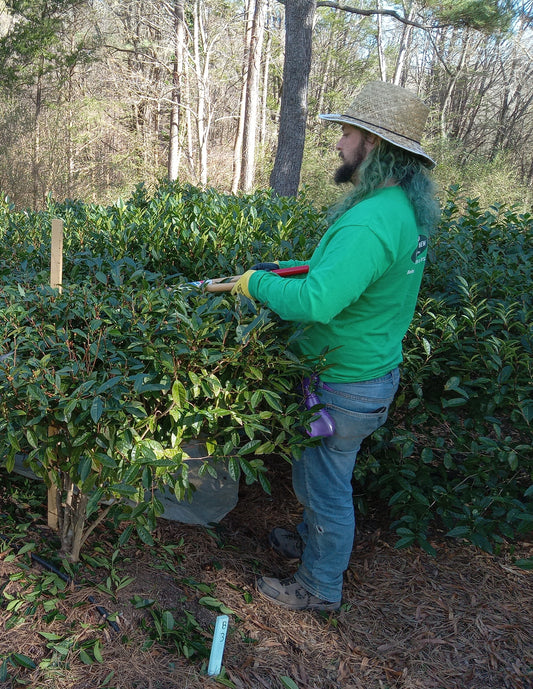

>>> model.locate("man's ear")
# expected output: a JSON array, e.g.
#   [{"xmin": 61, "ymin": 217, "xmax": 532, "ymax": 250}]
[{"xmin": 364, "ymin": 132, "xmax": 379, "ymax": 155}]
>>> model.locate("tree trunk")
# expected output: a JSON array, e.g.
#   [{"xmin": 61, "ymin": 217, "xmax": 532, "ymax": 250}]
[
  {"xmin": 269, "ymin": 0, "xmax": 316, "ymax": 197},
  {"xmin": 240, "ymin": 0, "xmax": 266, "ymax": 192},
  {"xmin": 168, "ymin": 0, "xmax": 186, "ymax": 181},
  {"xmin": 232, "ymin": 0, "xmax": 253, "ymax": 193},
  {"xmin": 259, "ymin": 8, "xmax": 272, "ymax": 146},
  {"xmin": 376, "ymin": 0, "xmax": 387, "ymax": 81},
  {"xmin": 439, "ymin": 30, "xmax": 471, "ymax": 138},
  {"xmin": 59, "ymin": 474, "xmax": 89, "ymax": 564},
  {"xmin": 32, "ymin": 75, "xmax": 43, "ymax": 210},
  {"xmin": 193, "ymin": 0, "xmax": 209, "ymax": 186},
  {"xmin": 393, "ymin": 2, "xmax": 417, "ymax": 86},
  {"xmin": 184, "ymin": 52, "xmax": 195, "ymax": 176}
]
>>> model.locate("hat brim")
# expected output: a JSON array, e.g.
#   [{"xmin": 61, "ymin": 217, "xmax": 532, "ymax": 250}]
[{"xmin": 320, "ymin": 113, "xmax": 435, "ymax": 168}]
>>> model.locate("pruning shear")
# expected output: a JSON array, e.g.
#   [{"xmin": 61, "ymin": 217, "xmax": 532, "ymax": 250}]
[{"xmin": 189, "ymin": 265, "xmax": 309, "ymax": 292}]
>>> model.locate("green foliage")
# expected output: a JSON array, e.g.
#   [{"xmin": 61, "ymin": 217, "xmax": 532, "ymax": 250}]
[
  {"xmin": 1, "ymin": 180, "xmax": 531, "ymax": 557},
  {"xmin": 356, "ymin": 187, "xmax": 532, "ymax": 553},
  {"xmin": 0, "ymin": 182, "xmax": 323, "ymax": 560},
  {"xmin": 433, "ymin": 0, "xmax": 515, "ymax": 33},
  {"xmin": 8, "ymin": 182, "xmax": 324, "ymax": 278},
  {"xmin": 131, "ymin": 595, "xmax": 211, "ymax": 660},
  {"xmin": 0, "ymin": 653, "xmax": 37, "ymax": 682},
  {"xmin": 0, "ymin": 0, "xmax": 95, "ymax": 89}
]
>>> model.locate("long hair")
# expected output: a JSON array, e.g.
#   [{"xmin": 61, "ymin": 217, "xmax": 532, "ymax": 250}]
[{"xmin": 327, "ymin": 137, "xmax": 440, "ymax": 235}]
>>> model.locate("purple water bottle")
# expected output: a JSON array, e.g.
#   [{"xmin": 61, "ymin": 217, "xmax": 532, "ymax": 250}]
[{"xmin": 302, "ymin": 377, "xmax": 335, "ymax": 438}]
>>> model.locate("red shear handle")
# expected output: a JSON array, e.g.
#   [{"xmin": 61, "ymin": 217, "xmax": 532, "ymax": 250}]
[{"xmin": 272, "ymin": 265, "xmax": 309, "ymax": 277}]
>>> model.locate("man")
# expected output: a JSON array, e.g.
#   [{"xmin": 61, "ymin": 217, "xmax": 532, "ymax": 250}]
[{"xmin": 232, "ymin": 81, "xmax": 440, "ymax": 611}]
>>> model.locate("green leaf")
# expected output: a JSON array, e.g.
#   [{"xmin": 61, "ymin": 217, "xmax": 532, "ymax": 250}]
[
  {"xmin": 79, "ymin": 650, "xmax": 93, "ymax": 665},
  {"xmin": 249, "ymin": 390, "xmax": 263, "ymax": 408},
  {"xmin": 109, "ymin": 483, "xmax": 138, "ymax": 497},
  {"xmin": 280, "ymin": 676, "xmax": 300, "ymax": 689},
  {"xmin": 118, "ymin": 524, "xmax": 134, "ymax": 546},
  {"xmin": 91, "ymin": 396, "xmax": 104, "ymax": 423},
  {"xmin": 411, "ymin": 488, "xmax": 430, "ymax": 506},
  {"xmin": 227, "ymin": 457, "xmax": 240, "ymax": 482},
  {"xmin": 394, "ymin": 535, "xmax": 415, "ymax": 549},
  {"xmin": 136, "ymin": 524, "xmax": 154, "ymax": 546},
  {"xmin": 198, "ymin": 596, "xmax": 234, "ymax": 615},
  {"xmin": 416, "ymin": 536, "xmax": 437, "ymax": 557},
  {"xmin": 161, "ymin": 610, "xmax": 175, "ymax": 632},
  {"xmin": 515, "ymin": 558, "xmax": 533, "ymax": 570},
  {"xmin": 38, "ymin": 632, "xmax": 64, "ymax": 641},
  {"xmin": 497, "ymin": 365, "xmax": 512, "ymax": 384},
  {"xmin": 443, "ymin": 453, "xmax": 454, "ymax": 469},
  {"xmin": 420, "ymin": 447, "xmax": 433, "ymax": 463},
  {"xmin": 444, "ymin": 375, "xmax": 461, "ymax": 390},
  {"xmin": 237, "ymin": 439, "xmax": 261, "ymax": 456},
  {"xmin": 470, "ymin": 533, "xmax": 493, "ymax": 553},
  {"xmin": 442, "ymin": 397, "xmax": 467, "ymax": 408},
  {"xmin": 445, "ymin": 526, "xmax": 470, "ymax": 538},
  {"xmin": 11, "ymin": 654, "xmax": 36, "ymax": 670},
  {"xmin": 78, "ymin": 455, "xmax": 92, "ymax": 482},
  {"xmin": 96, "ymin": 377, "xmax": 122, "ymax": 394},
  {"xmin": 94, "ymin": 452, "xmax": 117, "ymax": 468},
  {"xmin": 247, "ymin": 366, "xmax": 263, "ymax": 381},
  {"xmin": 518, "ymin": 399, "xmax": 533, "ymax": 423},
  {"xmin": 171, "ymin": 379, "xmax": 187, "ymax": 407},
  {"xmin": 131, "ymin": 596, "xmax": 155, "ymax": 609},
  {"xmin": 507, "ymin": 452, "xmax": 518, "ymax": 470},
  {"xmin": 93, "ymin": 639, "xmax": 104, "ymax": 663},
  {"xmin": 17, "ymin": 542, "xmax": 36, "ymax": 555},
  {"xmin": 257, "ymin": 470, "xmax": 271, "ymax": 495}
]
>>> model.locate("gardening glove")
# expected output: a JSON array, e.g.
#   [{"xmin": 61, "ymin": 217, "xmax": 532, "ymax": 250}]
[
  {"xmin": 231, "ymin": 270, "xmax": 256, "ymax": 298},
  {"xmin": 250, "ymin": 261, "xmax": 279, "ymax": 271}
]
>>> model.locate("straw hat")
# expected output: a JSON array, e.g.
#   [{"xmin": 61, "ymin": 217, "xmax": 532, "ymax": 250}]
[{"xmin": 320, "ymin": 81, "xmax": 435, "ymax": 168}]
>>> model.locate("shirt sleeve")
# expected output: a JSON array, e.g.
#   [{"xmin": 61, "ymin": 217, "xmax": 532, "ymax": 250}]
[{"xmin": 249, "ymin": 223, "xmax": 393, "ymax": 324}]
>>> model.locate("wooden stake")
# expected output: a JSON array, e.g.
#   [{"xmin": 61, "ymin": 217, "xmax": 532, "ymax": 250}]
[{"xmin": 50, "ymin": 218, "xmax": 63, "ymax": 293}]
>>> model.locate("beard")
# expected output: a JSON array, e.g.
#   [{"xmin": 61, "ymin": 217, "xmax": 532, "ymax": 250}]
[
  {"xmin": 334, "ymin": 139, "xmax": 368, "ymax": 185},
  {"xmin": 334, "ymin": 160, "xmax": 360, "ymax": 184}
]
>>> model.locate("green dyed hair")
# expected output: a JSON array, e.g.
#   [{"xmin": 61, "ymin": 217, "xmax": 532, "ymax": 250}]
[{"xmin": 327, "ymin": 137, "xmax": 440, "ymax": 235}]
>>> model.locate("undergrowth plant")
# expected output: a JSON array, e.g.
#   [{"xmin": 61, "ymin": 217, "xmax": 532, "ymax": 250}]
[{"xmin": 357, "ymin": 188, "xmax": 532, "ymax": 555}]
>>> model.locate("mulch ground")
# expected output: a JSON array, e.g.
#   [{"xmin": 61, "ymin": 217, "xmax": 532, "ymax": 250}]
[{"xmin": 1, "ymin": 456, "xmax": 532, "ymax": 689}]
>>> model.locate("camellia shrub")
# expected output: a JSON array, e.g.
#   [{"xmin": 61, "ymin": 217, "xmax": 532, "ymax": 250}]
[
  {"xmin": 357, "ymin": 188, "xmax": 532, "ymax": 555},
  {"xmin": 0, "ymin": 185, "xmax": 324, "ymax": 562},
  {"xmin": 0, "ymin": 181, "xmax": 531, "ymax": 560}
]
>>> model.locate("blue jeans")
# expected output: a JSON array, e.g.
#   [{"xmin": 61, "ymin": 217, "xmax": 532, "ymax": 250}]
[{"xmin": 292, "ymin": 368, "xmax": 400, "ymax": 602}]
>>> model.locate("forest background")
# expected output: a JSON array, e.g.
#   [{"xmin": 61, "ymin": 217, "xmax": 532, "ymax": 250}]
[{"xmin": 0, "ymin": 0, "xmax": 532, "ymax": 212}]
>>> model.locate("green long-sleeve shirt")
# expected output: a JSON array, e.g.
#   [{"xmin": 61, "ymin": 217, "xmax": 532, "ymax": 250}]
[{"xmin": 248, "ymin": 186, "xmax": 428, "ymax": 382}]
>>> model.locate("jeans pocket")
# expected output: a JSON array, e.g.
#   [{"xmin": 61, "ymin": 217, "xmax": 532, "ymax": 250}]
[
  {"xmin": 324, "ymin": 405, "xmax": 388, "ymax": 453},
  {"xmin": 318, "ymin": 373, "xmax": 399, "ymax": 455}
]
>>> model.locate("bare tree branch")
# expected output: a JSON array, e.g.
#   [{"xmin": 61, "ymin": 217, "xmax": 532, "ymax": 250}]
[{"xmin": 316, "ymin": 1, "xmax": 428, "ymax": 30}]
